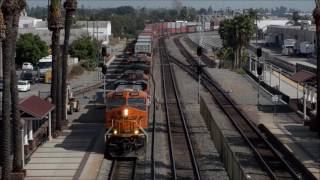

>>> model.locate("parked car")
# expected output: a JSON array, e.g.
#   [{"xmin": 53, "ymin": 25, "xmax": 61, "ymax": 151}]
[
  {"xmin": 17, "ymin": 80, "xmax": 31, "ymax": 92},
  {"xmin": 20, "ymin": 70, "xmax": 36, "ymax": 84},
  {"xmin": 22, "ymin": 62, "xmax": 34, "ymax": 71}
]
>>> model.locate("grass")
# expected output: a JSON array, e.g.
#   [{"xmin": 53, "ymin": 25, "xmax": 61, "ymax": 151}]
[
  {"xmin": 235, "ymin": 68, "xmax": 247, "ymax": 75},
  {"xmin": 68, "ymin": 64, "xmax": 85, "ymax": 80}
]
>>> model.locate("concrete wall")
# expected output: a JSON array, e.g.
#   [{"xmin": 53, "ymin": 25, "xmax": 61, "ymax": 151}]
[
  {"xmin": 200, "ymin": 94, "xmax": 268, "ymax": 180},
  {"xmin": 200, "ymin": 96, "xmax": 247, "ymax": 180}
]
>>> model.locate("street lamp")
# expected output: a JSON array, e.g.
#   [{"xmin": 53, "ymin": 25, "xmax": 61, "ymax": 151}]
[
  {"xmin": 102, "ymin": 64, "xmax": 107, "ymax": 104},
  {"xmin": 197, "ymin": 46, "xmax": 202, "ymax": 104},
  {"xmin": 257, "ymin": 47, "xmax": 263, "ymax": 107}
]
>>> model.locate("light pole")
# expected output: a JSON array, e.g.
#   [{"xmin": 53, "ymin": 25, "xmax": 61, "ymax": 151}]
[
  {"xmin": 102, "ymin": 65, "xmax": 107, "ymax": 104},
  {"xmin": 257, "ymin": 47, "xmax": 263, "ymax": 107},
  {"xmin": 197, "ymin": 46, "xmax": 202, "ymax": 104}
]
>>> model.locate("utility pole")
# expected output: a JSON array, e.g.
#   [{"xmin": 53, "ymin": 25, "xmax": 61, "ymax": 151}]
[
  {"xmin": 257, "ymin": 47, "xmax": 262, "ymax": 107},
  {"xmin": 313, "ymin": 1, "xmax": 320, "ymax": 135}
]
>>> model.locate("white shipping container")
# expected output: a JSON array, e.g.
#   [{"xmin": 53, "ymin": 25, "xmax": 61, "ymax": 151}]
[
  {"xmin": 187, "ymin": 22, "xmax": 197, "ymax": 26},
  {"xmin": 205, "ymin": 22, "xmax": 211, "ymax": 27},
  {"xmin": 138, "ymin": 35, "xmax": 152, "ymax": 39},
  {"xmin": 196, "ymin": 26, "xmax": 202, "ymax": 31},
  {"xmin": 135, "ymin": 42, "xmax": 152, "ymax": 54},
  {"xmin": 182, "ymin": 22, "xmax": 187, "ymax": 27},
  {"xmin": 171, "ymin": 22, "xmax": 176, "ymax": 28},
  {"xmin": 176, "ymin": 22, "xmax": 181, "ymax": 28}
]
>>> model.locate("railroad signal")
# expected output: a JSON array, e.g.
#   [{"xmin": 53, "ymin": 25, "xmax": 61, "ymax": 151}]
[
  {"xmin": 102, "ymin": 46, "xmax": 107, "ymax": 56},
  {"xmin": 102, "ymin": 65, "xmax": 107, "ymax": 75},
  {"xmin": 197, "ymin": 46, "xmax": 202, "ymax": 57},
  {"xmin": 257, "ymin": 65, "xmax": 263, "ymax": 76},
  {"xmin": 257, "ymin": 47, "xmax": 262, "ymax": 57}
]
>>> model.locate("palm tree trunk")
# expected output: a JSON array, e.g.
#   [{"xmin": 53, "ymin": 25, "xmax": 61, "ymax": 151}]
[
  {"xmin": 51, "ymin": 30, "xmax": 61, "ymax": 132},
  {"xmin": 61, "ymin": 0, "xmax": 76, "ymax": 124},
  {"xmin": 233, "ymin": 48, "xmax": 237, "ymax": 69},
  {"xmin": 313, "ymin": 4, "xmax": 320, "ymax": 135},
  {"xmin": 0, "ymin": 7, "xmax": 6, "ymax": 173},
  {"xmin": 48, "ymin": 0, "xmax": 63, "ymax": 134},
  {"xmin": 1, "ymin": 1, "xmax": 14, "ymax": 178},
  {"xmin": 56, "ymin": 31, "xmax": 62, "ymax": 131},
  {"xmin": 11, "ymin": 0, "xmax": 26, "ymax": 172}
]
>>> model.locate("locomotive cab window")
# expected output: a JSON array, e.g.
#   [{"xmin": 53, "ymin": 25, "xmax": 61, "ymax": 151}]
[
  {"xmin": 107, "ymin": 97, "xmax": 126, "ymax": 109},
  {"xmin": 128, "ymin": 98, "xmax": 146, "ymax": 110}
]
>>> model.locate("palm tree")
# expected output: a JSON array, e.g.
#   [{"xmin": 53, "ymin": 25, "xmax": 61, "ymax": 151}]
[
  {"xmin": 219, "ymin": 14, "xmax": 254, "ymax": 69},
  {"xmin": 313, "ymin": 0, "xmax": 320, "ymax": 135},
  {"xmin": 0, "ymin": 10, "xmax": 4, "ymax": 174},
  {"xmin": 48, "ymin": 0, "xmax": 63, "ymax": 134},
  {"xmin": 61, "ymin": 0, "xmax": 76, "ymax": 124},
  {"xmin": 11, "ymin": 0, "xmax": 26, "ymax": 173},
  {"xmin": 1, "ymin": 0, "xmax": 14, "ymax": 178}
]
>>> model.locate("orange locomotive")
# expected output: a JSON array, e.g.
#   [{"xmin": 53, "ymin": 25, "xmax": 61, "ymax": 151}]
[{"xmin": 105, "ymin": 86, "xmax": 149, "ymax": 158}]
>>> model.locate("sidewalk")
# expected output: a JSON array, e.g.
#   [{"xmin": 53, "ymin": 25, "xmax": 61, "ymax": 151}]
[
  {"xmin": 205, "ymin": 68, "xmax": 320, "ymax": 178},
  {"xmin": 25, "ymin": 90, "xmax": 106, "ymax": 180},
  {"xmin": 249, "ymin": 67, "xmax": 304, "ymax": 99}
]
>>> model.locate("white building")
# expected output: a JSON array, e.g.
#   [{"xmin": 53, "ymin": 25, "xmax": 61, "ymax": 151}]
[
  {"xmin": 19, "ymin": 11, "xmax": 43, "ymax": 28},
  {"xmin": 78, "ymin": 21, "xmax": 112, "ymax": 44},
  {"xmin": 257, "ymin": 19, "xmax": 289, "ymax": 32}
]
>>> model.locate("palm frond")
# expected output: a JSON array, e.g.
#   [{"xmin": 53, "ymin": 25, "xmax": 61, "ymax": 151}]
[{"xmin": 316, "ymin": 0, "xmax": 320, "ymax": 7}]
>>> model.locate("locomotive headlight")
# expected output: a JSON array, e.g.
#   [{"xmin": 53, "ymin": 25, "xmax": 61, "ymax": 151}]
[
  {"xmin": 113, "ymin": 129, "xmax": 118, "ymax": 135},
  {"xmin": 123, "ymin": 108, "xmax": 129, "ymax": 117},
  {"xmin": 134, "ymin": 129, "xmax": 139, "ymax": 135}
]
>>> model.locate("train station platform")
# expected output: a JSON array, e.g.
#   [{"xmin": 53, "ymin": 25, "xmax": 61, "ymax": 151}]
[
  {"xmin": 24, "ymin": 90, "xmax": 106, "ymax": 180},
  {"xmin": 205, "ymin": 68, "xmax": 320, "ymax": 179}
]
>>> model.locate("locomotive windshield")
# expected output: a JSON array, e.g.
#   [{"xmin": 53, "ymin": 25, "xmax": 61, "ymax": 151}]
[
  {"xmin": 128, "ymin": 98, "xmax": 146, "ymax": 110},
  {"xmin": 107, "ymin": 97, "xmax": 126, "ymax": 109}
]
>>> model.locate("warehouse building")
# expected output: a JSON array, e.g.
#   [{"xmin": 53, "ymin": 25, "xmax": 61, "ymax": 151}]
[{"xmin": 265, "ymin": 24, "xmax": 315, "ymax": 47}]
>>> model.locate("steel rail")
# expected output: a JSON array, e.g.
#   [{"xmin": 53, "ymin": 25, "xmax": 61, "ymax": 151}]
[
  {"xmin": 170, "ymin": 36, "xmax": 309, "ymax": 180},
  {"xmin": 108, "ymin": 159, "xmax": 137, "ymax": 180},
  {"xmin": 160, "ymin": 38, "xmax": 201, "ymax": 180},
  {"xmin": 160, "ymin": 43, "xmax": 177, "ymax": 180},
  {"xmin": 150, "ymin": 39, "xmax": 157, "ymax": 180}
]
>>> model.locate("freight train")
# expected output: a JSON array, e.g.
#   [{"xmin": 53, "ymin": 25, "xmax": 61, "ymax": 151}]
[
  {"xmin": 105, "ymin": 21, "xmax": 214, "ymax": 158},
  {"xmin": 105, "ymin": 26, "xmax": 152, "ymax": 158}
]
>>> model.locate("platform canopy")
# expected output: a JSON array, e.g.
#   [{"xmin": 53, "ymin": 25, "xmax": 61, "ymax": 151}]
[
  {"xmin": 290, "ymin": 70, "xmax": 316, "ymax": 85},
  {"xmin": 18, "ymin": 95, "xmax": 55, "ymax": 119}
]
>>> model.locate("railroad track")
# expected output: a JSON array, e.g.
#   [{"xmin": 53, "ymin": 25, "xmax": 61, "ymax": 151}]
[
  {"xmin": 108, "ymin": 159, "xmax": 137, "ymax": 180},
  {"xmin": 159, "ymin": 38, "xmax": 201, "ymax": 180},
  {"xmin": 168, "ymin": 36, "xmax": 316, "ymax": 180}
]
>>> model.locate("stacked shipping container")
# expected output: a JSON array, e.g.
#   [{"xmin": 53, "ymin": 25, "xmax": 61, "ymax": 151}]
[
  {"xmin": 135, "ymin": 24, "xmax": 154, "ymax": 55},
  {"xmin": 134, "ymin": 20, "xmax": 215, "ymax": 55}
]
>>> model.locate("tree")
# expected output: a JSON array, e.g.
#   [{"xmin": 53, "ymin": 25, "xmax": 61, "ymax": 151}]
[
  {"xmin": 11, "ymin": 0, "xmax": 26, "ymax": 174},
  {"xmin": 208, "ymin": 6, "xmax": 213, "ymax": 15},
  {"xmin": 218, "ymin": 14, "xmax": 254, "ymax": 69},
  {"xmin": 1, "ymin": 0, "xmax": 15, "ymax": 178},
  {"xmin": 291, "ymin": 11, "xmax": 301, "ymax": 25},
  {"xmin": 199, "ymin": 8, "xmax": 207, "ymax": 15},
  {"xmin": 178, "ymin": 6, "xmax": 188, "ymax": 19},
  {"xmin": 69, "ymin": 36, "xmax": 99, "ymax": 61},
  {"xmin": 16, "ymin": 33, "xmax": 49, "ymax": 65},
  {"xmin": 61, "ymin": 0, "xmax": 76, "ymax": 124},
  {"xmin": 48, "ymin": 0, "xmax": 63, "ymax": 135}
]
